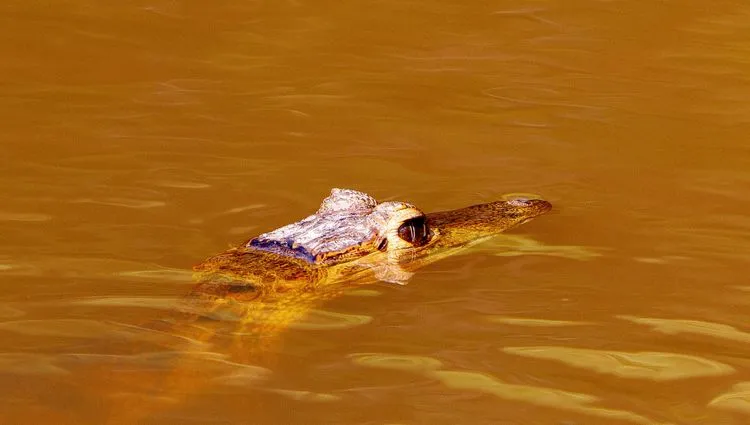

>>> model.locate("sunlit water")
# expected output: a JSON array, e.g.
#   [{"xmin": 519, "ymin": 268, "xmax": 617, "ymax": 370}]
[{"xmin": 1, "ymin": 1, "xmax": 750, "ymax": 424}]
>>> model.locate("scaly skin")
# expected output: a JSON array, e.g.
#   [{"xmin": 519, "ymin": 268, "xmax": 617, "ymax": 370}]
[
  {"xmin": 193, "ymin": 195, "xmax": 551, "ymax": 289},
  {"xmin": 184, "ymin": 195, "xmax": 552, "ymax": 344},
  {"xmin": 104, "ymin": 192, "xmax": 551, "ymax": 424}
]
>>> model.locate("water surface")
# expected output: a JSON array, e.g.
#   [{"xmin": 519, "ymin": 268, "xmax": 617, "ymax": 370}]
[{"xmin": 2, "ymin": 1, "xmax": 750, "ymax": 424}]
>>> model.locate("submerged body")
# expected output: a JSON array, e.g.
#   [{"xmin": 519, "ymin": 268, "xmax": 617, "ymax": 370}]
[
  {"xmin": 193, "ymin": 188, "xmax": 552, "ymax": 295},
  {"xmin": 106, "ymin": 189, "xmax": 553, "ymax": 424}
]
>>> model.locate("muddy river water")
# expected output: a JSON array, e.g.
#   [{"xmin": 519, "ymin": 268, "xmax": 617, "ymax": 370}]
[{"xmin": 1, "ymin": 1, "xmax": 750, "ymax": 424}]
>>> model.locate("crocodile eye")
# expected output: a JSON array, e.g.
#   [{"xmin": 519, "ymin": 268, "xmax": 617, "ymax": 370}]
[{"xmin": 397, "ymin": 216, "xmax": 430, "ymax": 247}]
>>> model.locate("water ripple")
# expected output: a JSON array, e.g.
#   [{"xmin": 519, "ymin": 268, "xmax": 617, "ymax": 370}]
[
  {"xmin": 349, "ymin": 352, "xmax": 667, "ymax": 425},
  {"xmin": 477, "ymin": 234, "xmax": 601, "ymax": 260},
  {"xmin": 619, "ymin": 316, "xmax": 750, "ymax": 344},
  {"xmin": 0, "ymin": 212, "xmax": 52, "ymax": 222},
  {"xmin": 70, "ymin": 197, "xmax": 166, "ymax": 209},
  {"xmin": 70, "ymin": 296, "xmax": 185, "ymax": 311},
  {"xmin": 226, "ymin": 309, "xmax": 373, "ymax": 331},
  {"xmin": 488, "ymin": 316, "xmax": 591, "ymax": 327},
  {"xmin": 0, "ymin": 353, "xmax": 69, "ymax": 376},
  {"xmin": 0, "ymin": 319, "xmax": 207, "ymax": 348},
  {"xmin": 709, "ymin": 382, "xmax": 750, "ymax": 415},
  {"xmin": 265, "ymin": 389, "xmax": 341, "ymax": 402},
  {"xmin": 503, "ymin": 346, "xmax": 734, "ymax": 380}
]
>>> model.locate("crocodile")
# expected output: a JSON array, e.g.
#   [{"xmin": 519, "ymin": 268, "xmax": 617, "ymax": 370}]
[
  {"xmin": 179, "ymin": 188, "xmax": 551, "ymax": 344},
  {"xmin": 102, "ymin": 188, "xmax": 552, "ymax": 424},
  {"xmin": 192, "ymin": 188, "xmax": 552, "ymax": 295}
]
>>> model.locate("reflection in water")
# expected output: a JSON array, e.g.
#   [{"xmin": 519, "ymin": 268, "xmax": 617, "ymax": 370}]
[{"xmin": 474, "ymin": 234, "xmax": 601, "ymax": 260}]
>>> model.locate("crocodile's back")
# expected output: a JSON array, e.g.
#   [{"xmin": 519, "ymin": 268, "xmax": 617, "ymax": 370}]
[{"xmin": 192, "ymin": 247, "xmax": 327, "ymax": 295}]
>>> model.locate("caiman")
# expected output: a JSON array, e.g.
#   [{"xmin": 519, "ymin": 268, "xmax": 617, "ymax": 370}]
[
  {"xmin": 182, "ymin": 188, "xmax": 552, "ymax": 345},
  {"xmin": 183, "ymin": 189, "xmax": 552, "ymax": 342},
  {"xmin": 193, "ymin": 188, "xmax": 551, "ymax": 294},
  {"xmin": 103, "ymin": 188, "xmax": 552, "ymax": 424}
]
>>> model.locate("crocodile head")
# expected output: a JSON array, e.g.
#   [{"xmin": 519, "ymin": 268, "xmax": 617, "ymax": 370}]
[
  {"xmin": 246, "ymin": 188, "xmax": 551, "ymax": 267},
  {"xmin": 247, "ymin": 188, "xmax": 429, "ymax": 265}
]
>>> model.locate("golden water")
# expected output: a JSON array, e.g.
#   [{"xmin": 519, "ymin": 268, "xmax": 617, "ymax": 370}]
[{"xmin": 1, "ymin": 1, "xmax": 750, "ymax": 424}]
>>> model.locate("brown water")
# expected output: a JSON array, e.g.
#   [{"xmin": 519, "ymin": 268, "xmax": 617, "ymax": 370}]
[{"xmin": 2, "ymin": 1, "xmax": 750, "ymax": 424}]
